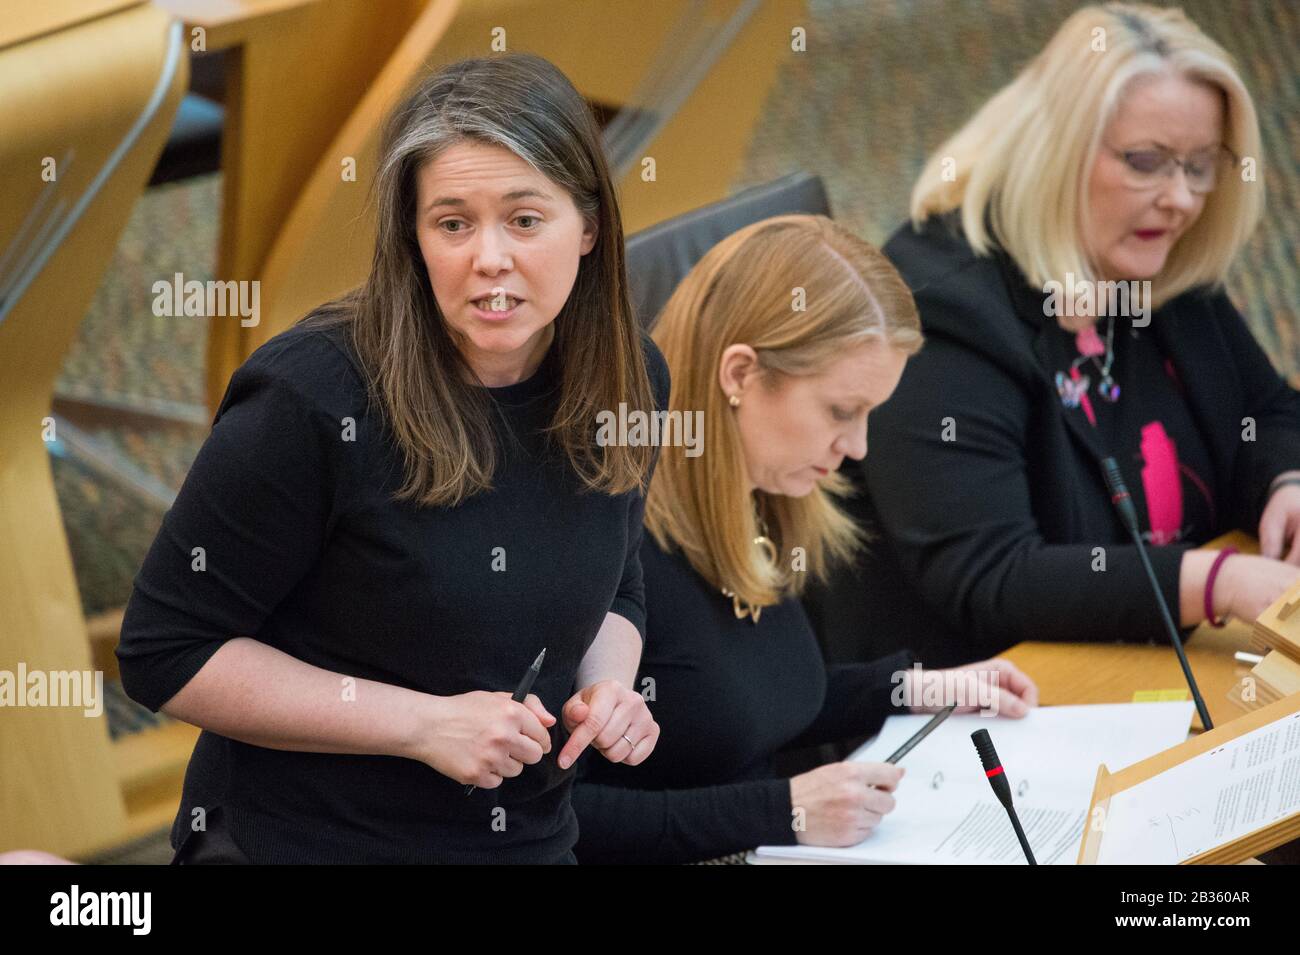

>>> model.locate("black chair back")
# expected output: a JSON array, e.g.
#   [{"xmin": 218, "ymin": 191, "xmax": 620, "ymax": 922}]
[{"xmin": 625, "ymin": 172, "xmax": 830, "ymax": 330}]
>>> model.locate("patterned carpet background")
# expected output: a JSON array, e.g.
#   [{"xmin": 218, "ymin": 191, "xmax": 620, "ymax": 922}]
[{"xmin": 50, "ymin": 0, "xmax": 1297, "ymax": 758}]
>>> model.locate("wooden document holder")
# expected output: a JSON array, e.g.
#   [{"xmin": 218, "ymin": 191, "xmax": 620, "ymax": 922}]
[
  {"xmin": 1228, "ymin": 579, "xmax": 1300, "ymax": 711},
  {"xmin": 1078, "ymin": 692, "xmax": 1300, "ymax": 864},
  {"xmin": 1255, "ymin": 581, "xmax": 1300, "ymax": 659}
]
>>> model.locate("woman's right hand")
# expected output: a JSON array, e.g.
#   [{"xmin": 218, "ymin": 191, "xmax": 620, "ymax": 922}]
[
  {"xmin": 1218, "ymin": 554, "xmax": 1300, "ymax": 623},
  {"xmin": 410, "ymin": 691, "xmax": 555, "ymax": 788},
  {"xmin": 788, "ymin": 761, "xmax": 904, "ymax": 847}
]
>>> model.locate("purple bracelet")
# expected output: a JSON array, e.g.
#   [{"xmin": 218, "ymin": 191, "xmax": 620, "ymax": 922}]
[{"xmin": 1204, "ymin": 546, "xmax": 1239, "ymax": 628}]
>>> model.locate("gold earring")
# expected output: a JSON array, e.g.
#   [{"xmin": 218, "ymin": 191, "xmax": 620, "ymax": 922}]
[{"xmin": 728, "ymin": 394, "xmax": 741, "ymax": 407}]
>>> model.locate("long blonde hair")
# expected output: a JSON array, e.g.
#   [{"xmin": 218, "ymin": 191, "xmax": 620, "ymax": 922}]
[
  {"xmin": 301, "ymin": 54, "xmax": 655, "ymax": 506},
  {"xmin": 911, "ymin": 2, "xmax": 1263, "ymax": 327},
  {"xmin": 646, "ymin": 215, "xmax": 922, "ymax": 611}
]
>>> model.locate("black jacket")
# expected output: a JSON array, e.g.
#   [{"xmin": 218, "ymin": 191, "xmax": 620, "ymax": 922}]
[{"xmin": 807, "ymin": 215, "xmax": 1300, "ymax": 669}]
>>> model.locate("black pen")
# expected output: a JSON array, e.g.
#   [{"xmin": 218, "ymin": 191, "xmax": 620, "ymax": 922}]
[
  {"xmin": 465, "ymin": 648, "xmax": 547, "ymax": 795},
  {"xmin": 885, "ymin": 704, "xmax": 956, "ymax": 764}
]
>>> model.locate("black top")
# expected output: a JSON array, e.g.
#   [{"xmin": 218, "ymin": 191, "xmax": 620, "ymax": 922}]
[
  {"xmin": 1040, "ymin": 315, "xmax": 1217, "ymax": 547},
  {"xmin": 116, "ymin": 317, "xmax": 670, "ymax": 863},
  {"xmin": 807, "ymin": 214, "xmax": 1300, "ymax": 669},
  {"xmin": 573, "ymin": 534, "xmax": 914, "ymax": 864}
]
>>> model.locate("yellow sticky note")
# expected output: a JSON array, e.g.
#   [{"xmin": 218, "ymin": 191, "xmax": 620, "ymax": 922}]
[{"xmin": 1132, "ymin": 689, "xmax": 1190, "ymax": 702}]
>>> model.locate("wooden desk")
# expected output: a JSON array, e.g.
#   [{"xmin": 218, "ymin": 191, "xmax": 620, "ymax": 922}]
[
  {"xmin": 1001, "ymin": 531, "xmax": 1263, "ymax": 732},
  {"xmin": 934, "ymin": 533, "xmax": 1281, "ymax": 864},
  {"xmin": 1001, "ymin": 620, "xmax": 1256, "ymax": 733}
]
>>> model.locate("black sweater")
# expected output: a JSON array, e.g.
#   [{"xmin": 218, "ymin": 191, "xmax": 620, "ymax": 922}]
[
  {"xmin": 573, "ymin": 535, "xmax": 914, "ymax": 864},
  {"xmin": 807, "ymin": 215, "xmax": 1300, "ymax": 669},
  {"xmin": 116, "ymin": 317, "xmax": 669, "ymax": 863}
]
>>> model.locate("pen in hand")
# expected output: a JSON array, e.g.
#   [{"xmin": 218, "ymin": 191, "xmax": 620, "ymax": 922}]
[{"xmin": 465, "ymin": 648, "xmax": 547, "ymax": 796}]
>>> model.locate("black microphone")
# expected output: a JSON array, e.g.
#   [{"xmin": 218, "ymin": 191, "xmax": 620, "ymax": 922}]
[
  {"xmin": 1101, "ymin": 457, "xmax": 1140, "ymax": 534},
  {"xmin": 1100, "ymin": 456, "xmax": 1213, "ymax": 731},
  {"xmin": 971, "ymin": 729, "xmax": 1036, "ymax": 865}
]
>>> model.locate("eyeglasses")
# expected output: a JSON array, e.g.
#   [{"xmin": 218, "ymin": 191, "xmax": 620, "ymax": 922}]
[{"xmin": 1104, "ymin": 143, "xmax": 1237, "ymax": 195}]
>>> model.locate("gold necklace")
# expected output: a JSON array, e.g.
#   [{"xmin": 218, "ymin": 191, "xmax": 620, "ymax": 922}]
[{"xmin": 720, "ymin": 525, "xmax": 777, "ymax": 624}]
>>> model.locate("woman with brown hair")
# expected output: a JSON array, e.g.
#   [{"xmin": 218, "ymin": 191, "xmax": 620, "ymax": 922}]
[
  {"xmin": 116, "ymin": 54, "xmax": 666, "ymax": 864},
  {"xmin": 572, "ymin": 215, "xmax": 1036, "ymax": 864}
]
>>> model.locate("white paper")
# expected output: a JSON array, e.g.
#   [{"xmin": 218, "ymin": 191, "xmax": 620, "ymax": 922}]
[
  {"xmin": 1095, "ymin": 709, "xmax": 1300, "ymax": 863},
  {"xmin": 752, "ymin": 702, "xmax": 1194, "ymax": 865}
]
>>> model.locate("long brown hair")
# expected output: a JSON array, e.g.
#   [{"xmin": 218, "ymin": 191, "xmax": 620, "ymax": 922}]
[
  {"xmin": 647, "ymin": 215, "xmax": 922, "ymax": 610},
  {"xmin": 303, "ymin": 54, "xmax": 655, "ymax": 506}
]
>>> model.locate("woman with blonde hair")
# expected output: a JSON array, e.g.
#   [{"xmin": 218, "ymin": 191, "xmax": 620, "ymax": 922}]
[
  {"xmin": 572, "ymin": 215, "xmax": 1036, "ymax": 864},
  {"xmin": 816, "ymin": 3, "xmax": 1300, "ymax": 669},
  {"xmin": 116, "ymin": 54, "xmax": 666, "ymax": 864}
]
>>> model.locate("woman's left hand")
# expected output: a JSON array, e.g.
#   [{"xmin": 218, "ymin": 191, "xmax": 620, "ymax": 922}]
[
  {"xmin": 557, "ymin": 680, "xmax": 659, "ymax": 769},
  {"xmin": 904, "ymin": 657, "xmax": 1039, "ymax": 718},
  {"xmin": 1259, "ymin": 479, "xmax": 1300, "ymax": 566}
]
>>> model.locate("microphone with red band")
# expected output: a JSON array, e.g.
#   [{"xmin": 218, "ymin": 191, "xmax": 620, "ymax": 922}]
[
  {"xmin": 1100, "ymin": 456, "xmax": 1213, "ymax": 731},
  {"xmin": 972, "ymin": 728, "xmax": 1036, "ymax": 865}
]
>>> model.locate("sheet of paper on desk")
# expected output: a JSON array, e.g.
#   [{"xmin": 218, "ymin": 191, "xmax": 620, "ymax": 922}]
[
  {"xmin": 751, "ymin": 702, "xmax": 1194, "ymax": 865},
  {"xmin": 1095, "ymin": 709, "xmax": 1300, "ymax": 864}
]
